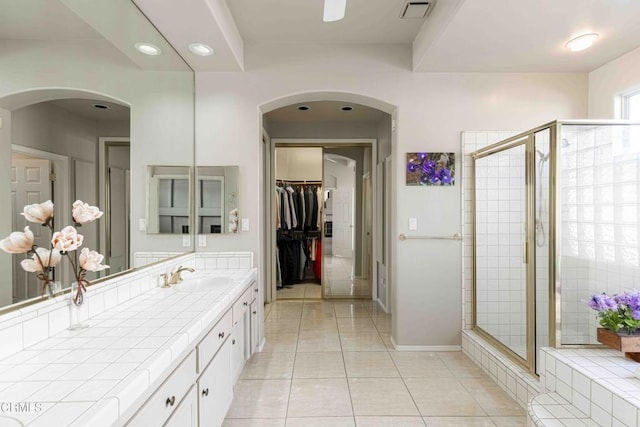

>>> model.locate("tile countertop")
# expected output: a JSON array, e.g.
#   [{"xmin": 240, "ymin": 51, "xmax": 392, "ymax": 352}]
[{"xmin": 0, "ymin": 268, "xmax": 257, "ymax": 427}]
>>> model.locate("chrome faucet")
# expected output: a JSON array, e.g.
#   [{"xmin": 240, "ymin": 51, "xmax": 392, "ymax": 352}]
[{"xmin": 168, "ymin": 266, "xmax": 195, "ymax": 285}]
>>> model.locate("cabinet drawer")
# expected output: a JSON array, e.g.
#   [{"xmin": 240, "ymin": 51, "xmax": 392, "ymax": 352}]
[
  {"xmin": 128, "ymin": 350, "xmax": 196, "ymax": 427},
  {"xmin": 251, "ymin": 281, "xmax": 258, "ymax": 302},
  {"xmin": 197, "ymin": 309, "xmax": 232, "ymax": 373},
  {"xmin": 232, "ymin": 287, "xmax": 252, "ymax": 324}
]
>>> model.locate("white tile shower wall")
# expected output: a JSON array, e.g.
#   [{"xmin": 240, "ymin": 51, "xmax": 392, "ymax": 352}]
[
  {"xmin": 462, "ymin": 131, "xmax": 527, "ymax": 358},
  {"xmin": 194, "ymin": 252, "xmax": 254, "ymax": 270},
  {"xmin": 462, "ymin": 131, "xmax": 520, "ymax": 331},
  {"xmin": 462, "ymin": 329, "xmax": 539, "ymax": 410},
  {"xmin": 0, "ymin": 253, "xmax": 195, "ymax": 361},
  {"xmin": 559, "ymin": 124, "xmax": 640, "ymax": 345}
]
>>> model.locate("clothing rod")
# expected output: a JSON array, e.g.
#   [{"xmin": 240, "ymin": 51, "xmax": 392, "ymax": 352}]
[
  {"xmin": 398, "ymin": 233, "xmax": 463, "ymax": 241},
  {"xmin": 276, "ymin": 180, "xmax": 322, "ymax": 184}
]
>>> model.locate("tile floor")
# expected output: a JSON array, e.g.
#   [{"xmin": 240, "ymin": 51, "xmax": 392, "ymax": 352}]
[
  {"xmin": 277, "ymin": 255, "xmax": 371, "ymax": 300},
  {"xmin": 223, "ymin": 299, "xmax": 526, "ymax": 426}
]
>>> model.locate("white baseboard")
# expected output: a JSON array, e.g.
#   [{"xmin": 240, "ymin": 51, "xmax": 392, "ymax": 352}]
[{"xmin": 390, "ymin": 336, "xmax": 461, "ymax": 352}]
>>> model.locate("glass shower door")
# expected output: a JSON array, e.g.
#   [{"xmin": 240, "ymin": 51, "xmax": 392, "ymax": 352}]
[{"xmin": 474, "ymin": 142, "xmax": 528, "ymax": 360}]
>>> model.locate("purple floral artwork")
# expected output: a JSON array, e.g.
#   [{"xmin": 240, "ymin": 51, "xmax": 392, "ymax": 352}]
[{"xmin": 406, "ymin": 152, "xmax": 455, "ymax": 186}]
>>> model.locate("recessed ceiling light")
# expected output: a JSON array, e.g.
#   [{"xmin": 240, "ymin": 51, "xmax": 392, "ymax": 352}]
[
  {"xmin": 565, "ymin": 33, "xmax": 599, "ymax": 52},
  {"xmin": 93, "ymin": 104, "xmax": 109, "ymax": 110},
  {"xmin": 135, "ymin": 42, "xmax": 162, "ymax": 56},
  {"xmin": 323, "ymin": 0, "xmax": 346, "ymax": 22},
  {"xmin": 341, "ymin": 106, "xmax": 353, "ymax": 111},
  {"xmin": 297, "ymin": 105, "xmax": 310, "ymax": 111},
  {"xmin": 189, "ymin": 43, "xmax": 214, "ymax": 56}
]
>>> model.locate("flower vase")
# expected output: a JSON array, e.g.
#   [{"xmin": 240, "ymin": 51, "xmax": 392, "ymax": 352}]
[
  {"xmin": 68, "ymin": 282, "xmax": 88, "ymax": 330},
  {"xmin": 597, "ymin": 328, "xmax": 640, "ymax": 362}
]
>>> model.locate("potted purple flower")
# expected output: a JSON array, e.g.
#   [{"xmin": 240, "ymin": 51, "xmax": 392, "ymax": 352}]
[{"xmin": 587, "ymin": 290, "xmax": 640, "ymax": 361}]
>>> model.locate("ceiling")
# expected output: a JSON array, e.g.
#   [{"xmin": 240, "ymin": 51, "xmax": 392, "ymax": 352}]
[
  {"xmin": 265, "ymin": 101, "xmax": 389, "ymax": 124},
  {"xmin": 49, "ymin": 99, "xmax": 130, "ymax": 121},
  {"xmin": 132, "ymin": 0, "xmax": 640, "ymax": 73},
  {"xmin": 3, "ymin": 1, "xmax": 640, "ymax": 73}
]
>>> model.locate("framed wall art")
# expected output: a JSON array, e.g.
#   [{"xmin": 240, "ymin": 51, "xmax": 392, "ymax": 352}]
[{"xmin": 406, "ymin": 152, "xmax": 455, "ymax": 186}]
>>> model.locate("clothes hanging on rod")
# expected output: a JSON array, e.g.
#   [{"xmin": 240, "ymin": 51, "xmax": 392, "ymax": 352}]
[{"xmin": 275, "ymin": 182, "xmax": 322, "ymax": 232}]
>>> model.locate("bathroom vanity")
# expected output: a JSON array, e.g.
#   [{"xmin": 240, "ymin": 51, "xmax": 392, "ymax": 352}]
[{"xmin": 0, "ymin": 254, "xmax": 259, "ymax": 427}]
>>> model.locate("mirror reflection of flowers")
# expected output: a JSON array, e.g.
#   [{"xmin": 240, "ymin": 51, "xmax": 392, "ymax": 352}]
[
  {"xmin": 407, "ymin": 152, "xmax": 453, "ymax": 185},
  {"xmin": 0, "ymin": 200, "xmax": 109, "ymax": 305}
]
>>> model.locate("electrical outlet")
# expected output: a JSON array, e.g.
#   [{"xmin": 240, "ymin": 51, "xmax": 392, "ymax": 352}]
[
  {"xmin": 409, "ymin": 218, "xmax": 418, "ymax": 231},
  {"xmin": 241, "ymin": 218, "xmax": 249, "ymax": 231},
  {"xmin": 182, "ymin": 235, "xmax": 191, "ymax": 247},
  {"xmin": 138, "ymin": 219, "xmax": 146, "ymax": 231},
  {"xmin": 198, "ymin": 234, "xmax": 206, "ymax": 247}
]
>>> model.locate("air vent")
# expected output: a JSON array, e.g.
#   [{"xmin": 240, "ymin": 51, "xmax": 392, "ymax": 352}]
[{"xmin": 400, "ymin": 1, "xmax": 434, "ymax": 19}]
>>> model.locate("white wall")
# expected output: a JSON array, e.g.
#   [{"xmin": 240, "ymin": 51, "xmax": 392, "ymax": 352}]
[
  {"xmin": 589, "ymin": 46, "xmax": 640, "ymax": 119},
  {"xmin": 196, "ymin": 43, "xmax": 587, "ymax": 346},
  {"xmin": 275, "ymin": 147, "xmax": 322, "ymax": 181},
  {"xmin": 0, "ymin": 39, "xmax": 193, "ymax": 263}
]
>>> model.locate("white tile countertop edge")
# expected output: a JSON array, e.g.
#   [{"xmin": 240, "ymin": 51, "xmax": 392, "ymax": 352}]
[{"xmin": 0, "ymin": 268, "xmax": 257, "ymax": 427}]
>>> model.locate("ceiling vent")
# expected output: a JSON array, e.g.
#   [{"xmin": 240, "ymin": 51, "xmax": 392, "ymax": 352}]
[{"xmin": 400, "ymin": 1, "xmax": 434, "ymax": 19}]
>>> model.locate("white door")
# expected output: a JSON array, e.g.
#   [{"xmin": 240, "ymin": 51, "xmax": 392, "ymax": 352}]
[
  {"xmin": 332, "ymin": 188, "xmax": 354, "ymax": 258},
  {"xmin": 11, "ymin": 156, "xmax": 51, "ymax": 302}
]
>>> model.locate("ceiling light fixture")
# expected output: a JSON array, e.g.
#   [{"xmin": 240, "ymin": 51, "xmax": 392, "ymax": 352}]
[
  {"xmin": 323, "ymin": 0, "xmax": 346, "ymax": 22},
  {"xmin": 297, "ymin": 105, "xmax": 310, "ymax": 111},
  {"xmin": 341, "ymin": 106, "xmax": 353, "ymax": 111},
  {"xmin": 135, "ymin": 42, "xmax": 162, "ymax": 56},
  {"xmin": 565, "ymin": 33, "xmax": 599, "ymax": 52},
  {"xmin": 93, "ymin": 104, "xmax": 109, "ymax": 110},
  {"xmin": 189, "ymin": 43, "xmax": 214, "ymax": 56}
]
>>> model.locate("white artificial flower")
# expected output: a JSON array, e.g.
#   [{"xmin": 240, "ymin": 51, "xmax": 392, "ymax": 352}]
[
  {"xmin": 21, "ymin": 200, "xmax": 54, "ymax": 224},
  {"xmin": 79, "ymin": 247, "xmax": 109, "ymax": 272},
  {"xmin": 51, "ymin": 226, "xmax": 84, "ymax": 252},
  {"xmin": 0, "ymin": 226, "xmax": 34, "ymax": 254},
  {"xmin": 72, "ymin": 200, "xmax": 103, "ymax": 225},
  {"xmin": 21, "ymin": 247, "xmax": 61, "ymax": 272}
]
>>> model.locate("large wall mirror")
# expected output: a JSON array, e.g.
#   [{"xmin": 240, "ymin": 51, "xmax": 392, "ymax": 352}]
[{"xmin": 0, "ymin": 0, "xmax": 195, "ymax": 311}]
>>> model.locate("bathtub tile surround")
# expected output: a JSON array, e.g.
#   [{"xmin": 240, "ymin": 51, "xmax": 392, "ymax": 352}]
[
  {"xmin": 0, "ymin": 251, "xmax": 255, "ymax": 425},
  {"xmin": 529, "ymin": 347, "xmax": 640, "ymax": 426}
]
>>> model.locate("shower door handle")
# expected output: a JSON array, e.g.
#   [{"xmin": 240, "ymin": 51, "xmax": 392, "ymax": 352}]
[{"xmin": 523, "ymin": 242, "xmax": 528, "ymax": 264}]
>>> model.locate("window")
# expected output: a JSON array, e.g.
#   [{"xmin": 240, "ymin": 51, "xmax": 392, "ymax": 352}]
[{"xmin": 623, "ymin": 89, "xmax": 640, "ymax": 120}]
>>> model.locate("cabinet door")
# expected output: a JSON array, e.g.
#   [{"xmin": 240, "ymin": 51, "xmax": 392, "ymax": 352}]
[
  {"xmin": 199, "ymin": 338, "xmax": 232, "ymax": 427},
  {"xmin": 165, "ymin": 385, "xmax": 197, "ymax": 427},
  {"xmin": 250, "ymin": 300, "xmax": 259, "ymax": 355},
  {"xmin": 231, "ymin": 315, "xmax": 246, "ymax": 384}
]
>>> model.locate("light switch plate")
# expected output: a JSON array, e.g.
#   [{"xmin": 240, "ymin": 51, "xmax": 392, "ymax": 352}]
[
  {"xmin": 409, "ymin": 218, "xmax": 418, "ymax": 231},
  {"xmin": 138, "ymin": 219, "xmax": 146, "ymax": 231},
  {"xmin": 182, "ymin": 235, "xmax": 191, "ymax": 247},
  {"xmin": 198, "ymin": 234, "xmax": 206, "ymax": 247},
  {"xmin": 241, "ymin": 218, "xmax": 249, "ymax": 231}
]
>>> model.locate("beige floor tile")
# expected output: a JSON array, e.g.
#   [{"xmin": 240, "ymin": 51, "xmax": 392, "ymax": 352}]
[
  {"xmin": 334, "ymin": 303, "xmax": 372, "ymax": 318},
  {"xmin": 293, "ymin": 351, "xmax": 346, "ymax": 378},
  {"xmin": 391, "ymin": 352, "xmax": 454, "ymax": 378},
  {"xmin": 223, "ymin": 419, "xmax": 286, "ymax": 427},
  {"xmin": 240, "ymin": 352, "xmax": 295, "ymax": 380},
  {"xmin": 297, "ymin": 330, "xmax": 342, "ymax": 352},
  {"xmin": 285, "ymin": 417, "xmax": 355, "ymax": 427},
  {"xmin": 340, "ymin": 332, "xmax": 386, "ymax": 351},
  {"xmin": 226, "ymin": 379, "xmax": 290, "ymax": 419},
  {"xmin": 264, "ymin": 320, "xmax": 301, "ymax": 334},
  {"xmin": 275, "ymin": 286, "xmax": 307, "ymax": 299},
  {"xmin": 422, "ymin": 417, "xmax": 497, "ymax": 426},
  {"xmin": 337, "ymin": 317, "xmax": 376, "ymax": 329},
  {"xmin": 460, "ymin": 379, "xmax": 525, "ymax": 417},
  {"xmin": 343, "ymin": 351, "xmax": 400, "ymax": 378},
  {"xmin": 304, "ymin": 285, "xmax": 322, "ymax": 299},
  {"xmin": 299, "ymin": 317, "xmax": 338, "ymax": 331},
  {"xmin": 287, "ymin": 378, "xmax": 353, "ymax": 417},
  {"xmin": 349, "ymin": 378, "xmax": 419, "ymax": 416},
  {"xmin": 404, "ymin": 378, "xmax": 486, "ymax": 417},
  {"xmin": 262, "ymin": 333, "xmax": 299, "ymax": 353},
  {"xmin": 490, "ymin": 416, "xmax": 527, "ymax": 426},
  {"xmin": 355, "ymin": 416, "xmax": 426, "ymax": 426}
]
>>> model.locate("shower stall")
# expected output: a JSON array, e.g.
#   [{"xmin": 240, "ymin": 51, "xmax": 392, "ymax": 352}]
[{"xmin": 471, "ymin": 120, "xmax": 640, "ymax": 374}]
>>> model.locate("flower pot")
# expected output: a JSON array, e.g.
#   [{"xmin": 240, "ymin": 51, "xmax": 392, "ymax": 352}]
[
  {"xmin": 597, "ymin": 328, "xmax": 640, "ymax": 362},
  {"xmin": 68, "ymin": 282, "xmax": 88, "ymax": 331}
]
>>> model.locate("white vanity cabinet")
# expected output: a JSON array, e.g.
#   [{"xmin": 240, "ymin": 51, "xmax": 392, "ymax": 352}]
[
  {"xmin": 127, "ymin": 351, "xmax": 197, "ymax": 427},
  {"xmin": 126, "ymin": 278, "xmax": 258, "ymax": 427},
  {"xmin": 165, "ymin": 385, "xmax": 198, "ymax": 427},
  {"xmin": 198, "ymin": 337, "xmax": 232, "ymax": 426}
]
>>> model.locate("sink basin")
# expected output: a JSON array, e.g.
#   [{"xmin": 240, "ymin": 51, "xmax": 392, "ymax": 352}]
[{"xmin": 173, "ymin": 276, "xmax": 233, "ymax": 292}]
